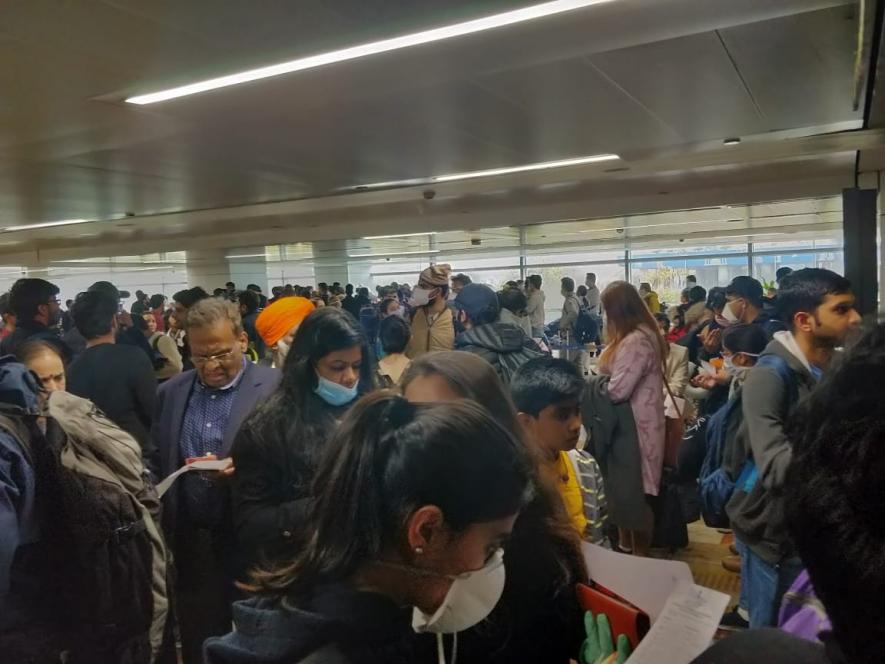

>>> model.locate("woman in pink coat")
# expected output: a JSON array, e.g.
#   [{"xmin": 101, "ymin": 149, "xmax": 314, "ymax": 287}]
[{"xmin": 597, "ymin": 281, "xmax": 667, "ymax": 556}]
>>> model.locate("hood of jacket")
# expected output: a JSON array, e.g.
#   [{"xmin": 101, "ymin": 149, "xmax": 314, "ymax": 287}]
[
  {"xmin": 203, "ymin": 584, "xmax": 412, "ymax": 664},
  {"xmin": 455, "ymin": 322, "xmax": 531, "ymax": 354}
]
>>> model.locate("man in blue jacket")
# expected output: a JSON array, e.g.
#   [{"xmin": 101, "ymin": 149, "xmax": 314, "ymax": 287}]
[{"xmin": 153, "ymin": 297, "xmax": 280, "ymax": 664}]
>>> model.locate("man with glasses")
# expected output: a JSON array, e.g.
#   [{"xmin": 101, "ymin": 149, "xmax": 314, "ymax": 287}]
[
  {"xmin": 152, "ymin": 297, "xmax": 280, "ymax": 664},
  {"xmin": 0, "ymin": 278, "xmax": 69, "ymax": 361}
]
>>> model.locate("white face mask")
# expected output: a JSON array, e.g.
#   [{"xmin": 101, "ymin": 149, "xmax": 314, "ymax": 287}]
[
  {"xmin": 412, "ymin": 549, "xmax": 506, "ymax": 635},
  {"xmin": 722, "ymin": 300, "xmax": 741, "ymax": 323},
  {"xmin": 409, "ymin": 287, "xmax": 433, "ymax": 308},
  {"xmin": 276, "ymin": 339, "xmax": 290, "ymax": 360},
  {"xmin": 723, "ymin": 353, "xmax": 758, "ymax": 377}
]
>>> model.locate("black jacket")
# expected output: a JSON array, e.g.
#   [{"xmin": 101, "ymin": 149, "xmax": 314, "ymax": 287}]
[
  {"xmin": 455, "ymin": 322, "xmax": 543, "ymax": 385},
  {"xmin": 230, "ymin": 393, "xmax": 350, "ymax": 574},
  {"xmin": 0, "ymin": 322, "xmax": 71, "ymax": 364},
  {"xmin": 203, "ymin": 583, "xmax": 416, "ymax": 664}
]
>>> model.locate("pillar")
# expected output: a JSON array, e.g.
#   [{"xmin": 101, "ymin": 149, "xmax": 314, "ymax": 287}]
[
  {"xmin": 312, "ymin": 240, "xmax": 349, "ymax": 286},
  {"xmin": 842, "ymin": 188, "xmax": 878, "ymax": 317}
]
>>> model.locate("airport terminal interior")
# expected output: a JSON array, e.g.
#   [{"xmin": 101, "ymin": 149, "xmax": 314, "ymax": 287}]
[{"xmin": 1, "ymin": 1, "xmax": 884, "ymax": 663}]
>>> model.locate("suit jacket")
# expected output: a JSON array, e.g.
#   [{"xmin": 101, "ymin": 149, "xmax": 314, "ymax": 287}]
[{"xmin": 153, "ymin": 362, "xmax": 280, "ymax": 539}]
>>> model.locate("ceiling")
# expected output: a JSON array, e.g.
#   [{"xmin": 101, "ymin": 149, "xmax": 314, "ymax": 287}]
[{"xmin": 0, "ymin": 0, "xmax": 875, "ymax": 265}]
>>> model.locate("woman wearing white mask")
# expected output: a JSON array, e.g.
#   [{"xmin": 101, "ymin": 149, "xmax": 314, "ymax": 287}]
[
  {"xmin": 206, "ymin": 393, "xmax": 532, "ymax": 664},
  {"xmin": 405, "ymin": 264, "xmax": 455, "ymax": 359},
  {"xmin": 230, "ymin": 307, "xmax": 375, "ymax": 574},
  {"xmin": 255, "ymin": 296, "xmax": 315, "ymax": 369}
]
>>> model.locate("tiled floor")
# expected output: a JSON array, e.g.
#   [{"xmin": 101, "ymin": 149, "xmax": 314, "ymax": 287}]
[{"xmin": 654, "ymin": 521, "xmax": 741, "ymax": 604}]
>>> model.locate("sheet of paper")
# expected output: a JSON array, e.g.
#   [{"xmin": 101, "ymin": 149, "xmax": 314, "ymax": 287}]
[
  {"xmin": 665, "ymin": 394, "xmax": 686, "ymax": 419},
  {"xmin": 582, "ymin": 542, "xmax": 694, "ymax": 622},
  {"xmin": 626, "ymin": 582, "xmax": 730, "ymax": 664},
  {"xmin": 156, "ymin": 458, "xmax": 232, "ymax": 498},
  {"xmin": 699, "ymin": 360, "xmax": 716, "ymax": 376}
]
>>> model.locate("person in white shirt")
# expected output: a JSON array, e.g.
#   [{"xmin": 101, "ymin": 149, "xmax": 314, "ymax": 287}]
[
  {"xmin": 525, "ymin": 274, "xmax": 546, "ymax": 338},
  {"xmin": 584, "ymin": 273, "xmax": 601, "ymax": 315}
]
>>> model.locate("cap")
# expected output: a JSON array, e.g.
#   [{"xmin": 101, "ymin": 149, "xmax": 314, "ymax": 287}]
[
  {"xmin": 418, "ymin": 264, "xmax": 452, "ymax": 287},
  {"xmin": 454, "ymin": 283, "xmax": 499, "ymax": 321},
  {"xmin": 255, "ymin": 296, "xmax": 315, "ymax": 346},
  {"xmin": 88, "ymin": 280, "xmax": 130, "ymax": 300}
]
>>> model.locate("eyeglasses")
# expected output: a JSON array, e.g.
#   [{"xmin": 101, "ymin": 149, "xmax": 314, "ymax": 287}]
[{"xmin": 191, "ymin": 348, "xmax": 238, "ymax": 366}]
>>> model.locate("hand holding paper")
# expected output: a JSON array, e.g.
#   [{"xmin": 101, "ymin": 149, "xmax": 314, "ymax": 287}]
[{"xmin": 156, "ymin": 456, "xmax": 234, "ymax": 497}]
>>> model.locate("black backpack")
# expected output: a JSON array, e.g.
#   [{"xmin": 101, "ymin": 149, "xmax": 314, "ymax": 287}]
[
  {"xmin": 0, "ymin": 360, "xmax": 167, "ymax": 663},
  {"xmin": 575, "ymin": 300, "xmax": 599, "ymax": 344}
]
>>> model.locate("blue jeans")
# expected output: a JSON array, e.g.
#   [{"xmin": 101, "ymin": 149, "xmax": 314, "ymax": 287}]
[
  {"xmin": 738, "ymin": 537, "xmax": 803, "ymax": 628},
  {"xmin": 735, "ymin": 539, "xmax": 748, "ymax": 612}
]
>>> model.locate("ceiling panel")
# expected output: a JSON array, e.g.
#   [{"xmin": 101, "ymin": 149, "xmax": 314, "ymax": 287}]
[
  {"xmin": 719, "ymin": 4, "xmax": 861, "ymax": 129},
  {"xmin": 588, "ymin": 32, "xmax": 767, "ymax": 141}
]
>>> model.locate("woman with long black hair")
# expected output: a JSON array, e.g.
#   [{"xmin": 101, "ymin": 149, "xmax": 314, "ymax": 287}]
[
  {"xmin": 230, "ymin": 307, "xmax": 375, "ymax": 574},
  {"xmin": 206, "ymin": 393, "xmax": 533, "ymax": 664},
  {"xmin": 401, "ymin": 351, "xmax": 588, "ymax": 664}
]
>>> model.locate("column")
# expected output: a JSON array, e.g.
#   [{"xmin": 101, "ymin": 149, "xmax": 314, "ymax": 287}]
[
  {"xmin": 312, "ymin": 240, "xmax": 349, "ymax": 286},
  {"xmin": 842, "ymin": 188, "xmax": 878, "ymax": 317}
]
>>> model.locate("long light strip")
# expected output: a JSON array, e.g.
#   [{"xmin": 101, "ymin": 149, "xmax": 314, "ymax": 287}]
[
  {"xmin": 363, "ymin": 232, "xmax": 438, "ymax": 240},
  {"xmin": 433, "ymin": 154, "xmax": 619, "ymax": 182},
  {"xmin": 356, "ymin": 153, "xmax": 619, "ymax": 189},
  {"xmin": 125, "ymin": 0, "xmax": 614, "ymax": 104},
  {"xmin": 2, "ymin": 218, "xmax": 92, "ymax": 232}
]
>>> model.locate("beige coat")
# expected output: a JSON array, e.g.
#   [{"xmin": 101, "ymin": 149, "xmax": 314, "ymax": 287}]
[{"xmin": 406, "ymin": 306, "xmax": 455, "ymax": 358}]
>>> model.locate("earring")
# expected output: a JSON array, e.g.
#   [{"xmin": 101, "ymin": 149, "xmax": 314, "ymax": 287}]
[{"xmin": 414, "ymin": 547, "xmax": 424, "ymax": 555}]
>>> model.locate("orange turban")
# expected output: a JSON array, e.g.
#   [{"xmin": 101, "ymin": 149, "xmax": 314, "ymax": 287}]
[{"xmin": 255, "ymin": 296, "xmax": 315, "ymax": 347}]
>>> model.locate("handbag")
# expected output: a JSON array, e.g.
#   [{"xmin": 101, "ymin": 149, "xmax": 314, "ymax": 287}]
[{"xmin": 662, "ymin": 369, "xmax": 685, "ymax": 469}]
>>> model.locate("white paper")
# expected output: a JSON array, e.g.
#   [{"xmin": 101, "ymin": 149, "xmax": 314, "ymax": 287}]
[
  {"xmin": 626, "ymin": 582, "xmax": 730, "ymax": 664},
  {"xmin": 581, "ymin": 542, "xmax": 694, "ymax": 622},
  {"xmin": 156, "ymin": 458, "xmax": 232, "ymax": 498}
]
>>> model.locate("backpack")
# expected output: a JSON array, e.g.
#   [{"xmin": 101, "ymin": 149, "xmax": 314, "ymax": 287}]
[
  {"xmin": 0, "ymin": 387, "xmax": 168, "ymax": 663},
  {"xmin": 149, "ymin": 334, "xmax": 170, "ymax": 369},
  {"xmin": 574, "ymin": 299, "xmax": 599, "ymax": 345},
  {"xmin": 697, "ymin": 354, "xmax": 797, "ymax": 528}
]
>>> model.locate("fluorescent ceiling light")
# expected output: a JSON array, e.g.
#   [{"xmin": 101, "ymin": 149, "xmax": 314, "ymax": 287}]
[
  {"xmin": 363, "ymin": 232, "xmax": 438, "ymax": 240},
  {"xmin": 432, "ymin": 154, "xmax": 619, "ymax": 182},
  {"xmin": 349, "ymin": 249, "xmax": 441, "ymax": 259},
  {"xmin": 2, "ymin": 218, "xmax": 92, "ymax": 232},
  {"xmin": 357, "ymin": 153, "xmax": 619, "ymax": 190},
  {"xmin": 125, "ymin": 0, "xmax": 614, "ymax": 104},
  {"xmin": 225, "ymin": 253, "xmax": 269, "ymax": 259}
]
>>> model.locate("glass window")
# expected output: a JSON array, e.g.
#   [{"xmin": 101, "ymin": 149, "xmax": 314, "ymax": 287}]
[
  {"xmin": 526, "ymin": 261, "xmax": 626, "ymax": 324},
  {"xmin": 752, "ymin": 251, "xmax": 844, "ymax": 287},
  {"xmin": 631, "ymin": 256, "xmax": 750, "ymax": 307}
]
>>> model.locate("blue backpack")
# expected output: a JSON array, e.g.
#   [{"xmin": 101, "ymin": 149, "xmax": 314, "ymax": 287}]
[{"xmin": 698, "ymin": 354, "xmax": 796, "ymax": 527}]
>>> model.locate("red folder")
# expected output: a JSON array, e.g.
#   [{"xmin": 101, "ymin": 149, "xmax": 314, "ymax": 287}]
[{"xmin": 576, "ymin": 582, "xmax": 651, "ymax": 649}]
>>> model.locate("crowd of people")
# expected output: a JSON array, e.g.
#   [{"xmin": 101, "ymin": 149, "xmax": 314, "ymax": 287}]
[{"xmin": 0, "ymin": 260, "xmax": 880, "ymax": 664}]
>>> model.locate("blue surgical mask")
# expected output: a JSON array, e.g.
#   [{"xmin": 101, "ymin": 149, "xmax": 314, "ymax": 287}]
[{"xmin": 314, "ymin": 374, "xmax": 359, "ymax": 406}]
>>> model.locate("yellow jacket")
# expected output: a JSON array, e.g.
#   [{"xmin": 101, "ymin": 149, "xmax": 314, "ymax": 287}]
[{"xmin": 644, "ymin": 291, "xmax": 661, "ymax": 314}]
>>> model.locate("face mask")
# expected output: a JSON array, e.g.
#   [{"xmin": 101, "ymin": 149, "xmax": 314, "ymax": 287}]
[
  {"xmin": 412, "ymin": 549, "xmax": 506, "ymax": 635},
  {"xmin": 722, "ymin": 300, "xmax": 741, "ymax": 324},
  {"xmin": 409, "ymin": 287, "xmax": 433, "ymax": 307},
  {"xmin": 723, "ymin": 353, "xmax": 758, "ymax": 377},
  {"xmin": 314, "ymin": 374, "xmax": 359, "ymax": 407},
  {"xmin": 714, "ymin": 314, "xmax": 733, "ymax": 328},
  {"xmin": 276, "ymin": 339, "xmax": 290, "ymax": 360}
]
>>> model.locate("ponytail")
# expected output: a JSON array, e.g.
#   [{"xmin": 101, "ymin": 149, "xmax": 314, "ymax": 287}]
[{"xmin": 245, "ymin": 391, "xmax": 533, "ymax": 597}]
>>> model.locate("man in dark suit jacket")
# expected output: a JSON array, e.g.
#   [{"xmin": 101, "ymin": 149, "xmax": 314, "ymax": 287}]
[{"xmin": 153, "ymin": 297, "xmax": 280, "ymax": 664}]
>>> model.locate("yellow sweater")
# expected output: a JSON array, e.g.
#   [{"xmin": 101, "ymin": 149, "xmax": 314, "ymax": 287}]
[{"xmin": 406, "ymin": 306, "xmax": 455, "ymax": 358}]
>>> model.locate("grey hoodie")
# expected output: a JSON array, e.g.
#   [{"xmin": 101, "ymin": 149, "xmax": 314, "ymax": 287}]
[{"xmin": 726, "ymin": 334, "xmax": 817, "ymax": 565}]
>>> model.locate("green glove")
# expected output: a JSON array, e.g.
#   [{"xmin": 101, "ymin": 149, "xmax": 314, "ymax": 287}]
[{"xmin": 579, "ymin": 611, "xmax": 633, "ymax": 664}]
